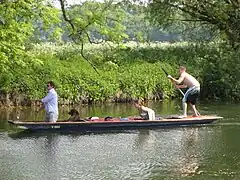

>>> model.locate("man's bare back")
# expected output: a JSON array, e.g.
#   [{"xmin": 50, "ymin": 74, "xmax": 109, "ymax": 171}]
[{"xmin": 181, "ymin": 72, "xmax": 200, "ymax": 88}]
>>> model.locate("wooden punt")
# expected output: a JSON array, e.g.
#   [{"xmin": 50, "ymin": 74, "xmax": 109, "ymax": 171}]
[{"xmin": 8, "ymin": 115, "xmax": 223, "ymax": 132}]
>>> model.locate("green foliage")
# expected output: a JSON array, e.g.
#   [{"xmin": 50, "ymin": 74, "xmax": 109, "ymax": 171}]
[
  {"xmin": 61, "ymin": 1, "xmax": 129, "ymax": 43},
  {"xmin": 0, "ymin": 42, "xmax": 176, "ymax": 105},
  {"xmin": 0, "ymin": 41, "xmax": 239, "ymax": 105},
  {"xmin": 0, "ymin": 0, "xmax": 239, "ymax": 105},
  {"xmin": 198, "ymin": 47, "xmax": 240, "ymax": 101},
  {"xmin": 147, "ymin": 0, "xmax": 240, "ymax": 49},
  {"xmin": 0, "ymin": 0, "xmax": 62, "ymax": 91}
]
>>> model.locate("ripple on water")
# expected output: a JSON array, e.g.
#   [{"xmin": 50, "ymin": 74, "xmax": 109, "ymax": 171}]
[{"xmin": 0, "ymin": 124, "xmax": 239, "ymax": 180}]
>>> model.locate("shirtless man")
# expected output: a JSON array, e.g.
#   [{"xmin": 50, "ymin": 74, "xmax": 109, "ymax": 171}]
[{"xmin": 168, "ymin": 66, "xmax": 200, "ymax": 117}]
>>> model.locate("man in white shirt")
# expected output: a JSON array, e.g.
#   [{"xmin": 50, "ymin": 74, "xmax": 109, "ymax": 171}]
[
  {"xmin": 168, "ymin": 66, "xmax": 200, "ymax": 117},
  {"xmin": 38, "ymin": 81, "xmax": 58, "ymax": 122}
]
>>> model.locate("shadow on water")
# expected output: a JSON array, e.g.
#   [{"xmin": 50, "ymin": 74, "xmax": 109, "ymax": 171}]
[
  {"xmin": 7, "ymin": 129, "xmax": 141, "ymax": 140},
  {"xmin": 7, "ymin": 124, "xmax": 213, "ymax": 141}
]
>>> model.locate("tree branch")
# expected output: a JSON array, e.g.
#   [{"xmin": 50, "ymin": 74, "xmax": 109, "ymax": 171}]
[
  {"xmin": 58, "ymin": 0, "xmax": 100, "ymax": 74},
  {"xmin": 230, "ymin": 0, "xmax": 240, "ymax": 8},
  {"xmin": 79, "ymin": 41, "xmax": 100, "ymax": 75},
  {"xmin": 169, "ymin": 2, "xmax": 226, "ymax": 30},
  {"xmin": 167, "ymin": 18, "xmax": 203, "ymax": 22},
  {"xmin": 85, "ymin": 31, "xmax": 104, "ymax": 44},
  {"xmin": 59, "ymin": 0, "xmax": 75, "ymax": 31}
]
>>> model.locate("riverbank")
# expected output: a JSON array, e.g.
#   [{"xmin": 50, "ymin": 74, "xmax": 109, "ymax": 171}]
[{"xmin": 0, "ymin": 42, "xmax": 239, "ymax": 106}]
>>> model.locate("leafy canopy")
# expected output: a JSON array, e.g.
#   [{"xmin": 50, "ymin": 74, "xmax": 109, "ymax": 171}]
[{"xmin": 147, "ymin": 0, "xmax": 240, "ymax": 49}]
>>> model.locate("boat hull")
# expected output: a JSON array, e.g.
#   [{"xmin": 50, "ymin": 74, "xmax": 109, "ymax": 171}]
[{"xmin": 8, "ymin": 116, "xmax": 222, "ymax": 132}]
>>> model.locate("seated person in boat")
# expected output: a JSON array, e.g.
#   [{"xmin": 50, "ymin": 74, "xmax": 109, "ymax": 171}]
[
  {"xmin": 88, "ymin": 116, "xmax": 100, "ymax": 121},
  {"xmin": 67, "ymin": 109, "xmax": 85, "ymax": 122},
  {"xmin": 133, "ymin": 100, "xmax": 156, "ymax": 120}
]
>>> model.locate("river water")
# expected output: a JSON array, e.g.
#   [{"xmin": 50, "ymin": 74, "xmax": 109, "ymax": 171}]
[{"xmin": 0, "ymin": 101, "xmax": 240, "ymax": 180}]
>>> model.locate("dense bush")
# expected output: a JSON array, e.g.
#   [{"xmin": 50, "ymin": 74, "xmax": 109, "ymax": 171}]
[{"xmin": 0, "ymin": 42, "xmax": 239, "ymax": 106}]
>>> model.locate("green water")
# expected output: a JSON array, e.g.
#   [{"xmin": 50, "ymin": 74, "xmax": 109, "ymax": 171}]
[{"xmin": 0, "ymin": 101, "xmax": 240, "ymax": 180}]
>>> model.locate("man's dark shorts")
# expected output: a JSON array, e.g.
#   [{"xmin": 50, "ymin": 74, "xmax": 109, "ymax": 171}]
[
  {"xmin": 183, "ymin": 86, "xmax": 200, "ymax": 105},
  {"xmin": 187, "ymin": 91, "xmax": 200, "ymax": 105}
]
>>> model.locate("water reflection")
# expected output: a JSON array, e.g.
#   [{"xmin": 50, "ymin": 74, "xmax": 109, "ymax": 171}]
[
  {"xmin": 133, "ymin": 130, "xmax": 151, "ymax": 150},
  {"xmin": 1, "ymin": 102, "xmax": 240, "ymax": 179},
  {"xmin": 131, "ymin": 127, "xmax": 205, "ymax": 178},
  {"xmin": 0, "ymin": 100, "xmax": 180, "ymax": 125},
  {"xmin": 41, "ymin": 133, "xmax": 60, "ymax": 179},
  {"xmin": 6, "ymin": 125, "xmax": 234, "ymax": 178},
  {"xmin": 176, "ymin": 128, "xmax": 200, "ymax": 177},
  {"xmin": 44, "ymin": 133, "xmax": 59, "ymax": 155},
  {"xmin": 2, "ymin": 125, "xmax": 240, "ymax": 179}
]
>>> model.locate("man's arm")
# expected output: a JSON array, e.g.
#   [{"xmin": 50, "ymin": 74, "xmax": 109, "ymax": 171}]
[
  {"xmin": 36, "ymin": 102, "xmax": 45, "ymax": 113},
  {"xmin": 41, "ymin": 93, "xmax": 53, "ymax": 103},
  {"xmin": 141, "ymin": 106, "xmax": 153, "ymax": 113},
  {"xmin": 36, "ymin": 92, "xmax": 51, "ymax": 113},
  {"xmin": 168, "ymin": 73, "xmax": 185, "ymax": 84}
]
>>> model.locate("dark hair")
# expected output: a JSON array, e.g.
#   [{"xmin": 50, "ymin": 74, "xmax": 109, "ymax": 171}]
[
  {"xmin": 133, "ymin": 99, "xmax": 139, "ymax": 104},
  {"xmin": 68, "ymin": 109, "xmax": 79, "ymax": 116},
  {"xmin": 47, "ymin": 81, "xmax": 55, "ymax": 88},
  {"xmin": 133, "ymin": 99, "xmax": 143, "ymax": 106}
]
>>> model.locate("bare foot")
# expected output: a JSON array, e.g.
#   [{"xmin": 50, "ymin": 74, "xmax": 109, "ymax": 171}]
[
  {"xmin": 192, "ymin": 114, "xmax": 200, "ymax": 117},
  {"xmin": 192, "ymin": 111, "xmax": 201, "ymax": 117},
  {"xmin": 179, "ymin": 115, "xmax": 187, "ymax": 119}
]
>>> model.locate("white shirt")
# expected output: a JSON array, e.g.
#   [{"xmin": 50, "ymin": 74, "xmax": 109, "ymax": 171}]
[
  {"xmin": 41, "ymin": 88, "xmax": 58, "ymax": 114},
  {"xmin": 141, "ymin": 106, "xmax": 156, "ymax": 120}
]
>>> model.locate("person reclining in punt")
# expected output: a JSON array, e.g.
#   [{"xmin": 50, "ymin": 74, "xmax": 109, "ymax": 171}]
[
  {"xmin": 133, "ymin": 100, "xmax": 156, "ymax": 120},
  {"xmin": 67, "ymin": 109, "xmax": 86, "ymax": 122}
]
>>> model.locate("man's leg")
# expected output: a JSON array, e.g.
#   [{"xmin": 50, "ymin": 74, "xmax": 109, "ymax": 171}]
[
  {"xmin": 188, "ymin": 90, "xmax": 200, "ymax": 117},
  {"xmin": 190, "ymin": 103, "xmax": 200, "ymax": 116},
  {"xmin": 182, "ymin": 88, "xmax": 192, "ymax": 117},
  {"xmin": 48, "ymin": 112, "xmax": 58, "ymax": 122},
  {"xmin": 45, "ymin": 113, "xmax": 50, "ymax": 122},
  {"xmin": 182, "ymin": 101, "xmax": 188, "ymax": 117}
]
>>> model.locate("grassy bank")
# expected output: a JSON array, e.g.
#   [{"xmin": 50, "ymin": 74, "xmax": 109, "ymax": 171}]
[{"xmin": 0, "ymin": 42, "xmax": 239, "ymax": 106}]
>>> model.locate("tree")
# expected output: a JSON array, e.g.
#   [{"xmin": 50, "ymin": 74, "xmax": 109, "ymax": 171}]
[
  {"xmin": 58, "ymin": 0, "xmax": 130, "ymax": 72},
  {"xmin": 0, "ymin": 0, "xmax": 61, "ymax": 70},
  {"xmin": 148, "ymin": 0, "xmax": 240, "ymax": 49},
  {"xmin": 0, "ymin": 0, "xmax": 61, "ymax": 94},
  {"xmin": 58, "ymin": 1, "xmax": 129, "ymax": 43}
]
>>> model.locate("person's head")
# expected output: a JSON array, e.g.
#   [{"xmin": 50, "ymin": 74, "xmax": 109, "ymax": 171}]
[
  {"xmin": 133, "ymin": 99, "xmax": 142, "ymax": 109},
  {"xmin": 68, "ymin": 109, "xmax": 79, "ymax": 116},
  {"xmin": 179, "ymin": 66, "xmax": 186, "ymax": 74},
  {"xmin": 47, "ymin": 81, "xmax": 55, "ymax": 91}
]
